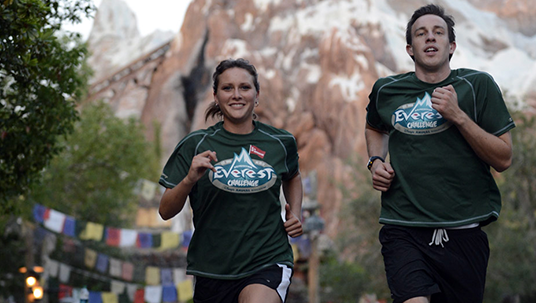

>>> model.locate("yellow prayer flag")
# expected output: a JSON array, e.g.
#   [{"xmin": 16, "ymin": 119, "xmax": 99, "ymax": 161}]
[
  {"xmin": 292, "ymin": 244, "xmax": 299, "ymax": 263},
  {"xmin": 101, "ymin": 292, "xmax": 118, "ymax": 303},
  {"xmin": 160, "ymin": 232, "xmax": 180, "ymax": 250},
  {"xmin": 152, "ymin": 208, "xmax": 172, "ymax": 228},
  {"xmin": 84, "ymin": 248, "xmax": 97, "ymax": 269},
  {"xmin": 177, "ymin": 279, "xmax": 193, "ymax": 302},
  {"xmin": 145, "ymin": 266, "xmax": 160, "ymax": 286},
  {"xmin": 80, "ymin": 222, "xmax": 104, "ymax": 241},
  {"xmin": 141, "ymin": 179, "xmax": 157, "ymax": 201},
  {"xmin": 136, "ymin": 208, "xmax": 152, "ymax": 227}
]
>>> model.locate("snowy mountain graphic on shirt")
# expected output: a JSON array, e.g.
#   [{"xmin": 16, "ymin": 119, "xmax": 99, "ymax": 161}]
[
  {"xmin": 391, "ymin": 92, "xmax": 452, "ymax": 135},
  {"xmin": 209, "ymin": 147, "xmax": 277, "ymax": 193}
]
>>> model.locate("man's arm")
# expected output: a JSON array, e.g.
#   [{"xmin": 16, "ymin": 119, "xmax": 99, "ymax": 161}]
[
  {"xmin": 432, "ymin": 85, "xmax": 513, "ymax": 172},
  {"xmin": 365, "ymin": 124, "xmax": 395, "ymax": 192}
]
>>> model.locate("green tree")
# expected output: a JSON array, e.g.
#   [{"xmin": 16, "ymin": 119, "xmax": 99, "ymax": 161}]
[
  {"xmin": 24, "ymin": 101, "xmax": 161, "ymax": 226},
  {"xmin": 319, "ymin": 250, "xmax": 368, "ymax": 302},
  {"xmin": 0, "ymin": 0, "xmax": 95, "ymax": 211},
  {"xmin": 485, "ymin": 111, "xmax": 536, "ymax": 302},
  {"xmin": 330, "ymin": 158, "xmax": 391, "ymax": 300},
  {"xmin": 0, "ymin": 101, "xmax": 160, "ymax": 300}
]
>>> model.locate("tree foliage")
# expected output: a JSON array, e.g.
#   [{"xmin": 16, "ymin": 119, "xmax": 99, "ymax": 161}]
[
  {"xmin": 23, "ymin": 101, "xmax": 161, "ymax": 226},
  {"xmin": 319, "ymin": 250, "xmax": 368, "ymax": 302},
  {"xmin": 329, "ymin": 158, "xmax": 391, "ymax": 300},
  {"xmin": 485, "ymin": 111, "xmax": 536, "ymax": 302},
  {"xmin": 0, "ymin": 0, "xmax": 95, "ymax": 210}
]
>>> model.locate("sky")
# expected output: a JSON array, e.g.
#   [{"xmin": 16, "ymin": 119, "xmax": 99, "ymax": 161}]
[{"xmin": 63, "ymin": 0, "xmax": 193, "ymax": 40}]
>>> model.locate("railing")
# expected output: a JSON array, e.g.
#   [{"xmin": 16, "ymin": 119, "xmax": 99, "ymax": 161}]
[{"xmin": 87, "ymin": 40, "xmax": 172, "ymax": 98}]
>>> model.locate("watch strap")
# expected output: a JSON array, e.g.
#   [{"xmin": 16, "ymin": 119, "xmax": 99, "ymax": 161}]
[{"xmin": 367, "ymin": 156, "xmax": 385, "ymax": 170}]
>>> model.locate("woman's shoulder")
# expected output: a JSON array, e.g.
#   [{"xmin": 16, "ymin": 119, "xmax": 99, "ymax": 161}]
[
  {"xmin": 256, "ymin": 121, "xmax": 295, "ymax": 138},
  {"xmin": 176, "ymin": 123, "xmax": 224, "ymax": 147}
]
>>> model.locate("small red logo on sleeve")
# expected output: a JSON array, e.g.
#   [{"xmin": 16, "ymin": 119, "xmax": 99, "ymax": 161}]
[{"xmin": 249, "ymin": 145, "xmax": 266, "ymax": 159}]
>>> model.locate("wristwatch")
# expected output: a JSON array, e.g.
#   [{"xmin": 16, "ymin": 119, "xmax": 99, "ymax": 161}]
[{"xmin": 367, "ymin": 156, "xmax": 385, "ymax": 170}]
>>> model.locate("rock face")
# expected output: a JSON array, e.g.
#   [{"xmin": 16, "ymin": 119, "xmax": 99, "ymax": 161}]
[
  {"xmin": 87, "ymin": 0, "xmax": 174, "ymax": 82},
  {"xmin": 87, "ymin": 0, "xmax": 536, "ymax": 237}
]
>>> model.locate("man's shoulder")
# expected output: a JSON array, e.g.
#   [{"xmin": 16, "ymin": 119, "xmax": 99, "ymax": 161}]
[
  {"xmin": 454, "ymin": 68, "xmax": 495, "ymax": 82},
  {"xmin": 373, "ymin": 72, "xmax": 415, "ymax": 88}
]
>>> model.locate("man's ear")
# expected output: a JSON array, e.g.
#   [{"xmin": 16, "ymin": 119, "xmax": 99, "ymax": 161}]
[
  {"xmin": 449, "ymin": 41, "xmax": 457, "ymax": 55},
  {"xmin": 406, "ymin": 44, "xmax": 414, "ymax": 57}
]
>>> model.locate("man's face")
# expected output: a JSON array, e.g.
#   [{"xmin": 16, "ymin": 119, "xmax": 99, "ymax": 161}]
[{"xmin": 406, "ymin": 14, "xmax": 456, "ymax": 71}]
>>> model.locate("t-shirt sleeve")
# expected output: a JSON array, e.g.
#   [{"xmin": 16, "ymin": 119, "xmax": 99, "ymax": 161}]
[
  {"xmin": 475, "ymin": 72, "xmax": 515, "ymax": 136},
  {"xmin": 366, "ymin": 80, "xmax": 389, "ymax": 132},
  {"xmin": 282, "ymin": 133, "xmax": 299, "ymax": 181},
  {"xmin": 159, "ymin": 140, "xmax": 195, "ymax": 189}
]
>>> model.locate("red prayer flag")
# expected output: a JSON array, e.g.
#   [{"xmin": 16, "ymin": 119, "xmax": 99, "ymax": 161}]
[
  {"xmin": 122, "ymin": 262, "xmax": 134, "ymax": 281},
  {"xmin": 106, "ymin": 227, "xmax": 121, "ymax": 246},
  {"xmin": 58, "ymin": 284, "xmax": 72, "ymax": 300},
  {"xmin": 134, "ymin": 289, "xmax": 145, "ymax": 303}
]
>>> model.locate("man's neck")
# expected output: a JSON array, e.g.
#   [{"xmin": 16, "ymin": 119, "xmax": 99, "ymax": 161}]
[{"xmin": 414, "ymin": 66, "xmax": 452, "ymax": 84}]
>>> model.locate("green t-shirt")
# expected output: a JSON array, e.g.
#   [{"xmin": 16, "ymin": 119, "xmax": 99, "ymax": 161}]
[
  {"xmin": 366, "ymin": 69, "xmax": 515, "ymax": 227},
  {"xmin": 159, "ymin": 121, "xmax": 299, "ymax": 279}
]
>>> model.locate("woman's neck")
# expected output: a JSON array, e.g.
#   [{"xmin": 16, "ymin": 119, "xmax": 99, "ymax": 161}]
[{"xmin": 222, "ymin": 120, "xmax": 255, "ymax": 134}]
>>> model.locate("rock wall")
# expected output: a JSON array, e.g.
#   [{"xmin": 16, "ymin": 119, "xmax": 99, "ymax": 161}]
[{"xmin": 87, "ymin": 0, "xmax": 536, "ymax": 237}]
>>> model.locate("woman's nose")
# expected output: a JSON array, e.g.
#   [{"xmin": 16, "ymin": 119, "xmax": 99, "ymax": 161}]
[{"xmin": 232, "ymin": 88, "xmax": 242, "ymax": 99}]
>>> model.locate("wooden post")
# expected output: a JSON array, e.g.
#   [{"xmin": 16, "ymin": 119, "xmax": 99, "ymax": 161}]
[
  {"xmin": 23, "ymin": 221, "xmax": 35, "ymax": 303},
  {"xmin": 308, "ymin": 232, "xmax": 320, "ymax": 303}
]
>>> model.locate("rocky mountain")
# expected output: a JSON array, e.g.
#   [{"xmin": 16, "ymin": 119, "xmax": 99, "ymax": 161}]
[{"xmin": 86, "ymin": 0, "xmax": 536, "ymax": 237}]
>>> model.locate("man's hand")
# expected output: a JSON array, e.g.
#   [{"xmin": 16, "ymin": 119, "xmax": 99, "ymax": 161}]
[
  {"xmin": 431, "ymin": 85, "xmax": 466, "ymax": 125},
  {"xmin": 370, "ymin": 161, "xmax": 395, "ymax": 192}
]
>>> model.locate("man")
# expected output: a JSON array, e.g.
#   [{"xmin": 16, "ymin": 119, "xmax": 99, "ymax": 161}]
[{"xmin": 365, "ymin": 4, "xmax": 515, "ymax": 303}]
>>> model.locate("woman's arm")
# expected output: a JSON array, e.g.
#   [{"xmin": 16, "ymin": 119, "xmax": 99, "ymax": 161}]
[
  {"xmin": 159, "ymin": 150, "xmax": 218, "ymax": 220},
  {"xmin": 282, "ymin": 171, "xmax": 303, "ymax": 238}
]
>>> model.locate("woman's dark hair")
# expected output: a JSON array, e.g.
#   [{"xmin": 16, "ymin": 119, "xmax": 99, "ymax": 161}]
[
  {"xmin": 205, "ymin": 58, "xmax": 260, "ymax": 122},
  {"xmin": 405, "ymin": 4, "xmax": 456, "ymax": 60}
]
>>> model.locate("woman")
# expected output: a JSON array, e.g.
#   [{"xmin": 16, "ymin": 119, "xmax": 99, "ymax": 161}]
[{"xmin": 158, "ymin": 58, "xmax": 303, "ymax": 303}]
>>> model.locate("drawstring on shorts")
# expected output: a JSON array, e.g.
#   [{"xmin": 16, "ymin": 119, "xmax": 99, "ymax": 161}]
[{"xmin": 429, "ymin": 228, "xmax": 449, "ymax": 247}]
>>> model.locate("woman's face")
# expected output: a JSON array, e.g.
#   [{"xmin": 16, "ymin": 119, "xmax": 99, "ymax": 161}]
[{"xmin": 214, "ymin": 67, "xmax": 259, "ymax": 129}]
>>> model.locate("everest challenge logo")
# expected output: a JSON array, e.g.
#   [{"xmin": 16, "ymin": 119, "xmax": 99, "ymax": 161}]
[
  {"xmin": 392, "ymin": 92, "xmax": 452, "ymax": 135},
  {"xmin": 208, "ymin": 147, "xmax": 277, "ymax": 193}
]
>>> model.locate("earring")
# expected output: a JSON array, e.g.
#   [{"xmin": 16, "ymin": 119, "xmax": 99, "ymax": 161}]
[
  {"xmin": 254, "ymin": 101, "xmax": 259, "ymax": 107},
  {"xmin": 215, "ymin": 102, "xmax": 219, "ymax": 107}
]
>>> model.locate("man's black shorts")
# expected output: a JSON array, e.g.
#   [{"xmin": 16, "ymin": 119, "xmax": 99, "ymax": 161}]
[
  {"xmin": 192, "ymin": 263, "xmax": 293, "ymax": 303},
  {"xmin": 379, "ymin": 224, "xmax": 489, "ymax": 303}
]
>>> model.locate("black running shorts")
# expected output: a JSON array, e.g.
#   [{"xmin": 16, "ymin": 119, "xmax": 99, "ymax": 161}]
[
  {"xmin": 379, "ymin": 224, "xmax": 489, "ymax": 303},
  {"xmin": 192, "ymin": 263, "xmax": 293, "ymax": 303}
]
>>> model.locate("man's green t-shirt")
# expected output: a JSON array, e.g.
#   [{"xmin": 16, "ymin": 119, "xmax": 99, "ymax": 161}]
[
  {"xmin": 159, "ymin": 121, "xmax": 299, "ymax": 279},
  {"xmin": 366, "ymin": 69, "xmax": 515, "ymax": 227}
]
